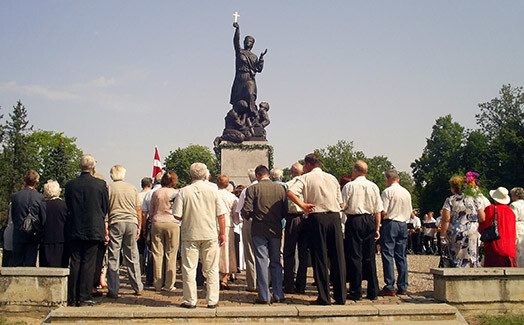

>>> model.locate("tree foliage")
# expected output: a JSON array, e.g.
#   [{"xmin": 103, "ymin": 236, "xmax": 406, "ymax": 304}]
[
  {"xmin": 476, "ymin": 84, "xmax": 524, "ymax": 189},
  {"xmin": 27, "ymin": 130, "xmax": 84, "ymax": 191},
  {"xmin": 164, "ymin": 144, "xmax": 218, "ymax": 186},
  {"xmin": 411, "ymin": 115, "xmax": 466, "ymax": 214},
  {"xmin": 411, "ymin": 84, "xmax": 524, "ymax": 215},
  {"xmin": 0, "ymin": 101, "xmax": 84, "ymax": 223},
  {"xmin": 0, "ymin": 101, "xmax": 34, "ymax": 219},
  {"xmin": 314, "ymin": 140, "xmax": 408, "ymax": 193}
]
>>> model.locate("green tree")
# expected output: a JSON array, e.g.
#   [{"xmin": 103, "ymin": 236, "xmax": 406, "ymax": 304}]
[
  {"xmin": 476, "ymin": 84, "xmax": 524, "ymax": 189},
  {"xmin": 0, "ymin": 101, "xmax": 35, "ymax": 220},
  {"xmin": 164, "ymin": 144, "xmax": 218, "ymax": 186},
  {"xmin": 314, "ymin": 140, "xmax": 366, "ymax": 181},
  {"xmin": 27, "ymin": 130, "xmax": 84, "ymax": 190},
  {"xmin": 411, "ymin": 115, "xmax": 466, "ymax": 215}
]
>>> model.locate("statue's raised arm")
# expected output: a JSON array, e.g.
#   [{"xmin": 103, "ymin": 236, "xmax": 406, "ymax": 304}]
[{"xmin": 229, "ymin": 22, "xmax": 267, "ymax": 114}]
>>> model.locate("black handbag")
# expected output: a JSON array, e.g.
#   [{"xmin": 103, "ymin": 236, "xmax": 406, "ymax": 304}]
[
  {"xmin": 480, "ymin": 205, "xmax": 501, "ymax": 243},
  {"xmin": 439, "ymin": 246, "xmax": 453, "ymax": 268},
  {"xmin": 20, "ymin": 206, "xmax": 43, "ymax": 241}
]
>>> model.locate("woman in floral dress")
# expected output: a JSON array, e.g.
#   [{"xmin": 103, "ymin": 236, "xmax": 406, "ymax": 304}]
[{"xmin": 440, "ymin": 175, "xmax": 485, "ymax": 267}]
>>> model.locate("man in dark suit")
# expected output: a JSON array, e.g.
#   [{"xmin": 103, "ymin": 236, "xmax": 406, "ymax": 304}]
[
  {"xmin": 241, "ymin": 165, "xmax": 288, "ymax": 304},
  {"xmin": 11, "ymin": 170, "xmax": 47, "ymax": 267},
  {"xmin": 65, "ymin": 155, "xmax": 109, "ymax": 307}
]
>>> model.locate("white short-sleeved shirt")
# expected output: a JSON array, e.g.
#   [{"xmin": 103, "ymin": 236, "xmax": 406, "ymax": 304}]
[
  {"xmin": 288, "ymin": 168, "xmax": 342, "ymax": 214},
  {"xmin": 407, "ymin": 216, "xmax": 421, "ymax": 229},
  {"xmin": 142, "ymin": 184, "xmax": 161, "ymax": 213},
  {"xmin": 342, "ymin": 176, "xmax": 384, "ymax": 215},
  {"xmin": 172, "ymin": 180, "xmax": 227, "ymax": 242},
  {"xmin": 381, "ymin": 182, "xmax": 412, "ymax": 222}
]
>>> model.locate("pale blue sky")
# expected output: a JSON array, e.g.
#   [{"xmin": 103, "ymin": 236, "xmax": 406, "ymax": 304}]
[{"xmin": 1, "ymin": 1, "xmax": 523, "ymax": 187}]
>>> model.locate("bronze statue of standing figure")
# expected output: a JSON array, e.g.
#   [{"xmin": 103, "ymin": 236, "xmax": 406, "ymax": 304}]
[
  {"xmin": 230, "ymin": 22, "xmax": 267, "ymax": 115},
  {"xmin": 215, "ymin": 20, "xmax": 271, "ymax": 145}
]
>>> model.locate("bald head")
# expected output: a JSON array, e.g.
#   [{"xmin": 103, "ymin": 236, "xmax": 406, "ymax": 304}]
[
  {"xmin": 352, "ymin": 160, "xmax": 368, "ymax": 177},
  {"xmin": 290, "ymin": 163, "xmax": 303, "ymax": 177}
]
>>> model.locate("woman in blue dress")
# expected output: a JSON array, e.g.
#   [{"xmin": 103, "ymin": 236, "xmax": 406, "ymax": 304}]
[{"xmin": 440, "ymin": 175, "xmax": 486, "ymax": 267}]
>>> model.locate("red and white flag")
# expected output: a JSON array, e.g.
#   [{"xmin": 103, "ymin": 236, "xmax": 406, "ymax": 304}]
[{"xmin": 152, "ymin": 147, "xmax": 163, "ymax": 177}]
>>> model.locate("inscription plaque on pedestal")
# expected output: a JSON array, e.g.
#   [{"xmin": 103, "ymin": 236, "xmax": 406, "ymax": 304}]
[{"xmin": 219, "ymin": 141, "xmax": 270, "ymax": 186}]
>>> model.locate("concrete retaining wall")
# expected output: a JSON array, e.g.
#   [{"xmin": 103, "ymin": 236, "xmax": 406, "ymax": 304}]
[
  {"xmin": 431, "ymin": 267, "xmax": 524, "ymax": 303},
  {"xmin": 0, "ymin": 267, "xmax": 69, "ymax": 307}
]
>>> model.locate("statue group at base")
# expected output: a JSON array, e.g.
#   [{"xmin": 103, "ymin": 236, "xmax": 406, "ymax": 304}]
[{"xmin": 215, "ymin": 22, "xmax": 270, "ymax": 146}]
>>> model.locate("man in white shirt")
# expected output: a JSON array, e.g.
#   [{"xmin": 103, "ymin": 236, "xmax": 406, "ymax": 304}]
[
  {"xmin": 173, "ymin": 163, "xmax": 226, "ymax": 308},
  {"xmin": 288, "ymin": 153, "xmax": 346, "ymax": 306},
  {"xmin": 379, "ymin": 169, "xmax": 412, "ymax": 296},
  {"xmin": 422, "ymin": 212, "xmax": 436, "ymax": 255},
  {"xmin": 235, "ymin": 168, "xmax": 258, "ymax": 292},
  {"xmin": 407, "ymin": 212, "xmax": 422, "ymax": 254},
  {"xmin": 283, "ymin": 162, "xmax": 308, "ymax": 294},
  {"xmin": 341, "ymin": 160, "xmax": 383, "ymax": 301}
]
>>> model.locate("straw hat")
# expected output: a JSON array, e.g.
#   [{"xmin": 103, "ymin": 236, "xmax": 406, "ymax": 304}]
[{"xmin": 489, "ymin": 187, "xmax": 510, "ymax": 205}]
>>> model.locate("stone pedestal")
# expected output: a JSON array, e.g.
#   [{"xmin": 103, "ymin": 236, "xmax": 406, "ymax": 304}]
[{"xmin": 217, "ymin": 141, "xmax": 272, "ymax": 187}]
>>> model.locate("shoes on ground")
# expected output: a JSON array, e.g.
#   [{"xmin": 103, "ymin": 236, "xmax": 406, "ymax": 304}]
[
  {"xmin": 397, "ymin": 289, "xmax": 408, "ymax": 295},
  {"xmin": 283, "ymin": 288, "xmax": 295, "ymax": 294},
  {"xmin": 180, "ymin": 302, "xmax": 196, "ymax": 309},
  {"xmin": 346, "ymin": 293, "xmax": 362, "ymax": 301},
  {"xmin": 378, "ymin": 288, "xmax": 396, "ymax": 296},
  {"xmin": 207, "ymin": 304, "xmax": 218, "ymax": 308},
  {"xmin": 295, "ymin": 289, "xmax": 306, "ymax": 294},
  {"xmin": 311, "ymin": 298, "xmax": 331, "ymax": 305},
  {"xmin": 220, "ymin": 282, "xmax": 230, "ymax": 290},
  {"xmin": 246, "ymin": 287, "xmax": 257, "ymax": 293},
  {"xmin": 134, "ymin": 290, "xmax": 143, "ymax": 296},
  {"xmin": 78, "ymin": 299, "xmax": 98, "ymax": 307},
  {"xmin": 255, "ymin": 298, "xmax": 271, "ymax": 305},
  {"xmin": 366, "ymin": 295, "xmax": 377, "ymax": 300},
  {"xmin": 106, "ymin": 292, "xmax": 120, "ymax": 299},
  {"xmin": 161, "ymin": 287, "xmax": 176, "ymax": 293},
  {"xmin": 272, "ymin": 298, "xmax": 286, "ymax": 303}
]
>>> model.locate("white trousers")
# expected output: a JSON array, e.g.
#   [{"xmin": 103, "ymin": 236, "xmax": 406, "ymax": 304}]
[{"xmin": 181, "ymin": 239, "xmax": 220, "ymax": 306}]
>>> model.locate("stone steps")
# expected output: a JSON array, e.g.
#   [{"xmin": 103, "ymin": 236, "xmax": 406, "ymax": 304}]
[{"xmin": 44, "ymin": 303, "xmax": 467, "ymax": 323}]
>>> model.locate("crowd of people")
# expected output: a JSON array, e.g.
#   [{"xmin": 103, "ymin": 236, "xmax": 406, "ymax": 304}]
[{"xmin": 2, "ymin": 153, "xmax": 524, "ymax": 308}]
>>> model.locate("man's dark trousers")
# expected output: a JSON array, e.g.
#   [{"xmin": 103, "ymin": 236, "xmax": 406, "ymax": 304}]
[
  {"xmin": 283, "ymin": 213, "xmax": 308, "ymax": 292},
  {"xmin": 380, "ymin": 219, "xmax": 408, "ymax": 292},
  {"xmin": 308, "ymin": 212, "xmax": 346, "ymax": 305},
  {"xmin": 68, "ymin": 240, "xmax": 99, "ymax": 305},
  {"xmin": 345, "ymin": 214, "xmax": 379, "ymax": 299}
]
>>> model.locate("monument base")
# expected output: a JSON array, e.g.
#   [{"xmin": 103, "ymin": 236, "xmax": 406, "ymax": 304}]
[{"xmin": 216, "ymin": 141, "xmax": 273, "ymax": 187}]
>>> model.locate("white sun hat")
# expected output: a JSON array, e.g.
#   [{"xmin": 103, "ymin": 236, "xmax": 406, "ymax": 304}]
[{"xmin": 489, "ymin": 187, "xmax": 510, "ymax": 205}]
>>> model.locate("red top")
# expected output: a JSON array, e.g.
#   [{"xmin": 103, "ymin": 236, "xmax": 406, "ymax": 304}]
[{"xmin": 479, "ymin": 204, "xmax": 516, "ymax": 258}]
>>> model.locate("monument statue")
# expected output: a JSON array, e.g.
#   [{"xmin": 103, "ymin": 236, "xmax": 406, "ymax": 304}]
[{"xmin": 215, "ymin": 16, "xmax": 271, "ymax": 146}]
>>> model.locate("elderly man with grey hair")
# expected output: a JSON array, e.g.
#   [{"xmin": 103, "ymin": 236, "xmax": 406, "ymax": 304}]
[
  {"xmin": 173, "ymin": 162, "xmax": 227, "ymax": 308},
  {"xmin": 40, "ymin": 180, "xmax": 68, "ymax": 268},
  {"xmin": 270, "ymin": 168, "xmax": 284, "ymax": 184},
  {"xmin": 106, "ymin": 165, "xmax": 144, "ymax": 298},
  {"xmin": 379, "ymin": 169, "xmax": 412, "ymax": 296},
  {"xmin": 283, "ymin": 162, "xmax": 308, "ymax": 294},
  {"xmin": 236, "ymin": 167, "xmax": 258, "ymax": 292},
  {"xmin": 342, "ymin": 160, "xmax": 384, "ymax": 301},
  {"xmin": 65, "ymin": 155, "xmax": 108, "ymax": 307}
]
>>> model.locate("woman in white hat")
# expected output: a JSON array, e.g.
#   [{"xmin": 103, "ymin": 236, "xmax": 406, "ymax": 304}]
[
  {"xmin": 509, "ymin": 187, "xmax": 524, "ymax": 267},
  {"xmin": 479, "ymin": 187, "xmax": 517, "ymax": 267}
]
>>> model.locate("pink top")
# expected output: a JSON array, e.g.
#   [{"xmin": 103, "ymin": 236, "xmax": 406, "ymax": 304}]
[{"xmin": 149, "ymin": 187, "xmax": 179, "ymax": 223}]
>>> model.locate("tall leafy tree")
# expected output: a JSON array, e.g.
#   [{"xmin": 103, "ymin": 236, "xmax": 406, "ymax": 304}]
[
  {"xmin": 411, "ymin": 115, "xmax": 466, "ymax": 214},
  {"xmin": 0, "ymin": 101, "xmax": 35, "ymax": 220},
  {"xmin": 314, "ymin": 140, "xmax": 366, "ymax": 181},
  {"xmin": 476, "ymin": 84, "xmax": 524, "ymax": 189},
  {"xmin": 27, "ymin": 130, "xmax": 84, "ymax": 190},
  {"xmin": 164, "ymin": 144, "xmax": 218, "ymax": 186}
]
